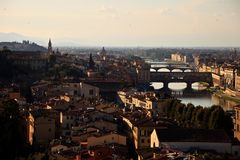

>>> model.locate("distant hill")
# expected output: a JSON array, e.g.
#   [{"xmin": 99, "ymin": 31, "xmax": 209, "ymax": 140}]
[
  {"xmin": 0, "ymin": 41, "xmax": 47, "ymax": 52},
  {"xmin": 0, "ymin": 32, "xmax": 93, "ymax": 47}
]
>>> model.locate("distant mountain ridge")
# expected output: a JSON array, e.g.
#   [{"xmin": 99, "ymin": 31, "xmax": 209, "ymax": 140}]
[
  {"xmin": 0, "ymin": 41, "xmax": 47, "ymax": 52},
  {"xmin": 0, "ymin": 32, "xmax": 83, "ymax": 47}
]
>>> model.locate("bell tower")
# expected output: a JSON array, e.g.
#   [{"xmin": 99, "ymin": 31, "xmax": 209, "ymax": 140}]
[{"xmin": 48, "ymin": 38, "xmax": 53, "ymax": 55}]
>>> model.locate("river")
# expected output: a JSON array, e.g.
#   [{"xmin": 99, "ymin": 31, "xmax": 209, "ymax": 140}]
[{"xmin": 150, "ymin": 68, "xmax": 238, "ymax": 111}]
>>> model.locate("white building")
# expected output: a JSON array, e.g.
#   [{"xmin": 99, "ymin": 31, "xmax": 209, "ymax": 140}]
[
  {"xmin": 80, "ymin": 82, "xmax": 100, "ymax": 99},
  {"xmin": 171, "ymin": 53, "xmax": 187, "ymax": 63}
]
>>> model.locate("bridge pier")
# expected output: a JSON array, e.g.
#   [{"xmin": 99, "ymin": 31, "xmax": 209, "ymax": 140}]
[
  {"xmin": 186, "ymin": 82, "xmax": 192, "ymax": 90},
  {"xmin": 163, "ymin": 82, "xmax": 168, "ymax": 90}
]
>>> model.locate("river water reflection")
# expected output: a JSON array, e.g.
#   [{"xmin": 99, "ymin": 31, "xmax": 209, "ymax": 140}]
[
  {"xmin": 149, "ymin": 64, "xmax": 240, "ymax": 110},
  {"xmin": 150, "ymin": 75, "xmax": 239, "ymax": 111}
]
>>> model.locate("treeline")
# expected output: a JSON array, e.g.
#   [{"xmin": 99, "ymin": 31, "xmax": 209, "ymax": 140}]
[
  {"xmin": 0, "ymin": 100, "xmax": 32, "ymax": 159},
  {"xmin": 0, "ymin": 48, "xmax": 14, "ymax": 80},
  {"xmin": 162, "ymin": 99, "xmax": 233, "ymax": 138}
]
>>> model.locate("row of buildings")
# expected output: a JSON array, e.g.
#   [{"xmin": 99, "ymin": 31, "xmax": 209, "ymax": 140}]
[
  {"xmin": 194, "ymin": 53, "xmax": 240, "ymax": 145},
  {"xmin": 171, "ymin": 52, "xmax": 187, "ymax": 63},
  {"xmin": 194, "ymin": 52, "xmax": 240, "ymax": 93}
]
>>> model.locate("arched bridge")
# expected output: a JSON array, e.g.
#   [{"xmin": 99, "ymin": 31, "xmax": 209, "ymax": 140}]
[
  {"xmin": 149, "ymin": 62, "xmax": 194, "ymax": 72},
  {"xmin": 150, "ymin": 72, "xmax": 213, "ymax": 90},
  {"xmin": 151, "ymin": 65, "xmax": 193, "ymax": 72}
]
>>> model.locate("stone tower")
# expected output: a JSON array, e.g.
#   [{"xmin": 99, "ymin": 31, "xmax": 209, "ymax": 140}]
[
  {"xmin": 48, "ymin": 39, "xmax": 53, "ymax": 55},
  {"xmin": 100, "ymin": 47, "xmax": 106, "ymax": 61},
  {"xmin": 88, "ymin": 53, "xmax": 95, "ymax": 70}
]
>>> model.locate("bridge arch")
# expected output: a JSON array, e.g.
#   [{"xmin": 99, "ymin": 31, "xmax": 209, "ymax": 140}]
[
  {"xmin": 150, "ymin": 82, "xmax": 163, "ymax": 89},
  {"xmin": 172, "ymin": 69, "xmax": 183, "ymax": 72},
  {"xmin": 184, "ymin": 69, "xmax": 192, "ymax": 72},
  {"xmin": 150, "ymin": 68, "xmax": 157, "ymax": 72},
  {"xmin": 191, "ymin": 82, "xmax": 209, "ymax": 90},
  {"xmin": 168, "ymin": 82, "xmax": 187, "ymax": 90},
  {"xmin": 157, "ymin": 68, "xmax": 170, "ymax": 72}
]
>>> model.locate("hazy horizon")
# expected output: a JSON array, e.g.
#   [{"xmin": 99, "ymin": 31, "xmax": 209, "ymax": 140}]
[{"xmin": 1, "ymin": 0, "xmax": 240, "ymax": 47}]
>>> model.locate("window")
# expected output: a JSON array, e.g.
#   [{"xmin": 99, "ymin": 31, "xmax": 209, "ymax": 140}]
[
  {"xmin": 89, "ymin": 89, "xmax": 94, "ymax": 95},
  {"xmin": 148, "ymin": 130, "xmax": 152, "ymax": 136},
  {"xmin": 140, "ymin": 129, "xmax": 145, "ymax": 136},
  {"xmin": 147, "ymin": 139, "xmax": 150, "ymax": 143},
  {"xmin": 74, "ymin": 90, "xmax": 77, "ymax": 95}
]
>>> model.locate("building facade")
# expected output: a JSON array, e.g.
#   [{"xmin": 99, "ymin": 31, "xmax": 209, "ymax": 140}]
[
  {"xmin": 234, "ymin": 105, "xmax": 240, "ymax": 141},
  {"xmin": 79, "ymin": 82, "xmax": 100, "ymax": 99},
  {"xmin": 7, "ymin": 51, "xmax": 49, "ymax": 70},
  {"xmin": 34, "ymin": 116, "xmax": 56, "ymax": 145},
  {"xmin": 171, "ymin": 53, "xmax": 187, "ymax": 63}
]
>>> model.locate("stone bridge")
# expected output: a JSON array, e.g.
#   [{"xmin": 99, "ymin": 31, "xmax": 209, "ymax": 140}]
[
  {"xmin": 150, "ymin": 72, "xmax": 213, "ymax": 90},
  {"xmin": 150, "ymin": 65, "xmax": 193, "ymax": 72},
  {"xmin": 149, "ymin": 62, "xmax": 194, "ymax": 72}
]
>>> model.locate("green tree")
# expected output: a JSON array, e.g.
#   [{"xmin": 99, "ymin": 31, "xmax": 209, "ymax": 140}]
[
  {"xmin": 190, "ymin": 106, "xmax": 202, "ymax": 126},
  {"xmin": 0, "ymin": 49, "xmax": 14, "ymax": 79},
  {"xmin": 223, "ymin": 113, "xmax": 234, "ymax": 138},
  {"xmin": 181, "ymin": 105, "xmax": 188, "ymax": 122},
  {"xmin": 0, "ymin": 99, "xmax": 29, "ymax": 159},
  {"xmin": 194, "ymin": 107, "xmax": 204, "ymax": 128},
  {"xmin": 174, "ymin": 103, "xmax": 185, "ymax": 123},
  {"xmin": 184, "ymin": 103, "xmax": 195, "ymax": 126},
  {"xmin": 169, "ymin": 99, "xmax": 181, "ymax": 119},
  {"xmin": 202, "ymin": 108, "xmax": 211, "ymax": 129},
  {"xmin": 208, "ymin": 106, "xmax": 225, "ymax": 129}
]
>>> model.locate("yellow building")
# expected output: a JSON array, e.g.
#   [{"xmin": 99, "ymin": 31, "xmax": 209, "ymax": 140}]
[
  {"xmin": 235, "ymin": 73, "xmax": 240, "ymax": 91},
  {"xmin": 133, "ymin": 123, "xmax": 155, "ymax": 149},
  {"xmin": 26, "ymin": 112, "xmax": 34, "ymax": 145},
  {"xmin": 118, "ymin": 90, "xmax": 157, "ymax": 110},
  {"xmin": 87, "ymin": 133, "xmax": 126, "ymax": 148},
  {"xmin": 234, "ymin": 105, "xmax": 240, "ymax": 141},
  {"xmin": 122, "ymin": 116, "xmax": 156, "ymax": 149}
]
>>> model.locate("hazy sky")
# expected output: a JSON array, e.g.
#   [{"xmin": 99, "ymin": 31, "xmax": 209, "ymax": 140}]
[{"xmin": 1, "ymin": 0, "xmax": 240, "ymax": 46}]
